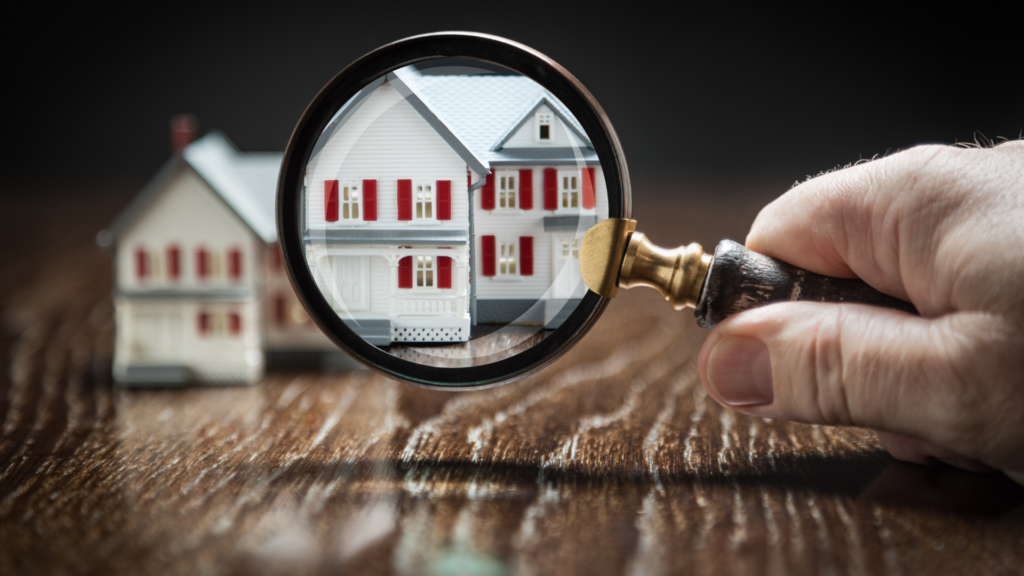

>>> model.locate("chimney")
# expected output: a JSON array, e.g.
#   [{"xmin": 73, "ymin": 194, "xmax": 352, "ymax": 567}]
[{"xmin": 170, "ymin": 114, "xmax": 198, "ymax": 154}]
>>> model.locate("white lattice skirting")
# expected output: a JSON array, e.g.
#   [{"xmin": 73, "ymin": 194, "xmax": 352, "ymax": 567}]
[{"xmin": 391, "ymin": 325, "xmax": 468, "ymax": 343}]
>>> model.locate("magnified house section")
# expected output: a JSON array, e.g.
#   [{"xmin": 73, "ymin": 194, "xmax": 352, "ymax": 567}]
[{"xmin": 304, "ymin": 65, "xmax": 608, "ymax": 346}]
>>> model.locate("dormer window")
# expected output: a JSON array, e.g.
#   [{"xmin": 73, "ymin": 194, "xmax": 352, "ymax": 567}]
[{"xmin": 537, "ymin": 113, "xmax": 552, "ymax": 142}]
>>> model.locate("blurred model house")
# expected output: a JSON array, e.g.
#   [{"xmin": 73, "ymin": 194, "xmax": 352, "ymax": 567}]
[
  {"xmin": 305, "ymin": 66, "xmax": 608, "ymax": 344},
  {"xmin": 100, "ymin": 121, "xmax": 343, "ymax": 385}
]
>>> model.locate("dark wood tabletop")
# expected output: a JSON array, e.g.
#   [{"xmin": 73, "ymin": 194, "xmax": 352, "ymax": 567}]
[{"xmin": 2, "ymin": 183, "xmax": 1022, "ymax": 575}]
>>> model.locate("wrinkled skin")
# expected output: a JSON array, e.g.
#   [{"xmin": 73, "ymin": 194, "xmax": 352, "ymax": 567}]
[{"xmin": 697, "ymin": 141, "xmax": 1024, "ymax": 485}]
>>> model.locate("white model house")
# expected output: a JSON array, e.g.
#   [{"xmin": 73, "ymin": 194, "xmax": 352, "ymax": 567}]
[
  {"xmin": 102, "ymin": 132, "xmax": 344, "ymax": 385},
  {"xmin": 305, "ymin": 67, "xmax": 608, "ymax": 344}
]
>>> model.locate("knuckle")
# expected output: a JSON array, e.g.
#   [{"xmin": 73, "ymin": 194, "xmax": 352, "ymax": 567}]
[{"xmin": 799, "ymin": 306, "xmax": 855, "ymax": 426}]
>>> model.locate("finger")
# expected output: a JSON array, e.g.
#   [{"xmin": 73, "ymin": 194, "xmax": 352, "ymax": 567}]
[
  {"xmin": 745, "ymin": 144, "xmax": 978, "ymax": 308},
  {"xmin": 696, "ymin": 301, "xmax": 1021, "ymax": 465}
]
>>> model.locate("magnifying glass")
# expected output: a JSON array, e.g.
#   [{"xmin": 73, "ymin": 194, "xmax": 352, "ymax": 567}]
[{"xmin": 277, "ymin": 31, "xmax": 914, "ymax": 390}]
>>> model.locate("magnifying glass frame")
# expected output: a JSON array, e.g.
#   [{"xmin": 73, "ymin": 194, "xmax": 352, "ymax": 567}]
[{"xmin": 277, "ymin": 31, "xmax": 632, "ymax": 389}]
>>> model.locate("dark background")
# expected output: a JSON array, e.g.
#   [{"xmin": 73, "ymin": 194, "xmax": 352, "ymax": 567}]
[{"xmin": 5, "ymin": 3, "xmax": 1022, "ymax": 203}]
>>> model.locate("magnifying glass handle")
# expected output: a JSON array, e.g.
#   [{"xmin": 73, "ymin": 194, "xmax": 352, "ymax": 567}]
[
  {"xmin": 580, "ymin": 219, "xmax": 918, "ymax": 328},
  {"xmin": 694, "ymin": 240, "xmax": 917, "ymax": 329}
]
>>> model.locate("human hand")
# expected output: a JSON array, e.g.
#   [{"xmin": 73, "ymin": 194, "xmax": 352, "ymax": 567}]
[{"xmin": 697, "ymin": 141, "xmax": 1024, "ymax": 484}]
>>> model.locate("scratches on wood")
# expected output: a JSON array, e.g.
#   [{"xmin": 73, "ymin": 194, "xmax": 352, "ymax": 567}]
[{"xmin": 1, "ymin": 190, "xmax": 1023, "ymax": 575}]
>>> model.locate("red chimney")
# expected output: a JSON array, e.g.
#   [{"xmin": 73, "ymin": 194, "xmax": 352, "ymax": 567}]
[{"xmin": 170, "ymin": 114, "xmax": 198, "ymax": 154}]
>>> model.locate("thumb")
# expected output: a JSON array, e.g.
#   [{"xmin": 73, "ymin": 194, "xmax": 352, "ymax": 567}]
[{"xmin": 697, "ymin": 301, "xmax": 1012, "ymax": 456}]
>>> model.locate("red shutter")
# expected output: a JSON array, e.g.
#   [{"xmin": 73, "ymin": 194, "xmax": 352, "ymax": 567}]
[
  {"xmin": 544, "ymin": 168, "xmax": 558, "ymax": 210},
  {"xmin": 325, "ymin": 180, "xmax": 339, "ymax": 222},
  {"xmin": 229, "ymin": 312, "xmax": 241, "ymax": 335},
  {"xmin": 274, "ymin": 294, "xmax": 286, "ymax": 326},
  {"xmin": 397, "ymin": 179, "xmax": 412, "ymax": 220},
  {"xmin": 520, "ymin": 236, "xmax": 534, "ymax": 276},
  {"xmin": 228, "ymin": 248, "xmax": 242, "ymax": 281},
  {"xmin": 196, "ymin": 248, "xmax": 208, "ymax": 280},
  {"xmin": 481, "ymin": 235, "xmax": 496, "ymax": 277},
  {"xmin": 519, "ymin": 169, "xmax": 533, "ymax": 210},
  {"xmin": 135, "ymin": 247, "xmax": 147, "ymax": 281},
  {"xmin": 438, "ymin": 256, "xmax": 452, "ymax": 289},
  {"xmin": 363, "ymin": 179, "xmax": 377, "ymax": 221},
  {"xmin": 582, "ymin": 167, "xmax": 596, "ymax": 209},
  {"xmin": 167, "ymin": 245, "xmax": 180, "ymax": 280},
  {"xmin": 467, "ymin": 171, "xmax": 472, "ymax": 189},
  {"xmin": 481, "ymin": 173, "xmax": 495, "ymax": 210},
  {"xmin": 198, "ymin": 312, "xmax": 209, "ymax": 335},
  {"xmin": 437, "ymin": 180, "xmax": 451, "ymax": 220},
  {"xmin": 398, "ymin": 256, "xmax": 413, "ymax": 288},
  {"xmin": 271, "ymin": 243, "xmax": 283, "ymax": 272}
]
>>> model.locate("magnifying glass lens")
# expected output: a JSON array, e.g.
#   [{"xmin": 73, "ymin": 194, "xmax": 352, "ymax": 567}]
[{"xmin": 299, "ymin": 58, "xmax": 610, "ymax": 368}]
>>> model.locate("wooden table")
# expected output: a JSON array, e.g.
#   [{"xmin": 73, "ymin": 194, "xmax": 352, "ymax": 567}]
[{"xmin": 2, "ymin": 184, "xmax": 1022, "ymax": 575}]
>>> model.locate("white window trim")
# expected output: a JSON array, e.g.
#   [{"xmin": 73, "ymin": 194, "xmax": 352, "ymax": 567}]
[
  {"xmin": 555, "ymin": 170, "xmax": 580, "ymax": 214},
  {"xmin": 337, "ymin": 179, "xmax": 367, "ymax": 226},
  {"xmin": 496, "ymin": 171, "xmax": 523, "ymax": 212},
  {"xmin": 535, "ymin": 112, "xmax": 554, "ymax": 144},
  {"xmin": 554, "ymin": 169, "xmax": 596, "ymax": 214},
  {"xmin": 410, "ymin": 180, "xmax": 436, "ymax": 225},
  {"xmin": 412, "ymin": 254, "xmax": 440, "ymax": 291},
  {"xmin": 491, "ymin": 237, "xmax": 524, "ymax": 282}
]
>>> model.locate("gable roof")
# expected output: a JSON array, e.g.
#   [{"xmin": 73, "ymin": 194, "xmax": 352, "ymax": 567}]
[
  {"xmin": 102, "ymin": 132, "xmax": 282, "ymax": 245},
  {"xmin": 393, "ymin": 66, "xmax": 597, "ymax": 165},
  {"xmin": 308, "ymin": 66, "xmax": 599, "ymax": 175},
  {"xmin": 490, "ymin": 96, "xmax": 593, "ymax": 151}
]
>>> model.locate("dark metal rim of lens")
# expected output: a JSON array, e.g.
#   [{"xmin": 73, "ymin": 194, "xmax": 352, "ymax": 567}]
[{"xmin": 276, "ymin": 31, "xmax": 632, "ymax": 389}]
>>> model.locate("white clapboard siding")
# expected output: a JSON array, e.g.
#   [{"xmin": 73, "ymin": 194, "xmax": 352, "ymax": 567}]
[
  {"xmin": 474, "ymin": 165, "xmax": 608, "ymax": 300},
  {"xmin": 306, "ymin": 82, "xmax": 470, "ymax": 229},
  {"xmin": 113, "ymin": 299, "xmax": 263, "ymax": 383},
  {"xmin": 118, "ymin": 169, "xmax": 260, "ymax": 290}
]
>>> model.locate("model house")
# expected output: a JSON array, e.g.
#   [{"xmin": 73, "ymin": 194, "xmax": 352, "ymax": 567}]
[
  {"xmin": 305, "ymin": 66, "xmax": 608, "ymax": 344},
  {"xmin": 101, "ymin": 131, "xmax": 345, "ymax": 385}
]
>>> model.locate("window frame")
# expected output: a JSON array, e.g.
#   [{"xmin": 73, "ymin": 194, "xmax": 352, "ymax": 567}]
[
  {"xmin": 496, "ymin": 171, "xmax": 521, "ymax": 211},
  {"xmin": 558, "ymin": 170, "xmax": 580, "ymax": 212},
  {"xmin": 496, "ymin": 238, "xmax": 520, "ymax": 279},
  {"xmin": 412, "ymin": 180, "xmax": 436, "ymax": 223},
  {"xmin": 413, "ymin": 254, "xmax": 437, "ymax": 290},
  {"xmin": 338, "ymin": 179, "xmax": 363, "ymax": 222},
  {"xmin": 536, "ymin": 112, "xmax": 553, "ymax": 144}
]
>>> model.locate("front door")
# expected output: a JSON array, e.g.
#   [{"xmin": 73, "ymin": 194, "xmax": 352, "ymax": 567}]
[
  {"xmin": 551, "ymin": 235, "xmax": 585, "ymax": 299},
  {"xmin": 332, "ymin": 255, "xmax": 370, "ymax": 311},
  {"xmin": 134, "ymin": 312, "xmax": 183, "ymax": 361}
]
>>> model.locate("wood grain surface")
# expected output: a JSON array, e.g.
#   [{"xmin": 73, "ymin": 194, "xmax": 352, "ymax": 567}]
[{"xmin": 1, "ymin": 184, "xmax": 1022, "ymax": 575}]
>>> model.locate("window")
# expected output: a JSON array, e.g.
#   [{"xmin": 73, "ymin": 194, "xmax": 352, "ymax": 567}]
[
  {"xmin": 341, "ymin": 182, "xmax": 360, "ymax": 220},
  {"xmin": 561, "ymin": 174, "xmax": 579, "ymax": 209},
  {"xmin": 498, "ymin": 173, "xmax": 517, "ymax": 209},
  {"xmin": 498, "ymin": 241, "xmax": 516, "ymax": 276},
  {"xmin": 415, "ymin": 182, "xmax": 434, "ymax": 220},
  {"xmin": 209, "ymin": 251, "xmax": 223, "ymax": 278},
  {"xmin": 416, "ymin": 255, "xmax": 434, "ymax": 288},
  {"xmin": 197, "ymin": 310, "xmax": 242, "ymax": 337},
  {"xmin": 537, "ymin": 113, "xmax": 552, "ymax": 141},
  {"xmin": 561, "ymin": 237, "xmax": 581, "ymax": 261}
]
